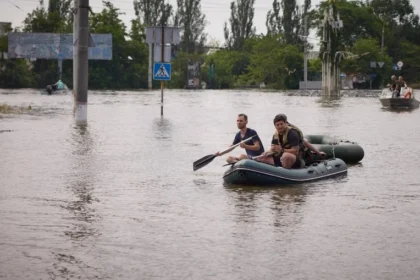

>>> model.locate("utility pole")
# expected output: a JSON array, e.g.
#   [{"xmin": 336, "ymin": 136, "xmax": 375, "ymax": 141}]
[
  {"xmin": 74, "ymin": 0, "xmax": 89, "ymax": 124},
  {"xmin": 161, "ymin": 25, "xmax": 164, "ymax": 116},
  {"xmin": 73, "ymin": 0, "xmax": 79, "ymax": 99},
  {"xmin": 303, "ymin": 15, "xmax": 308, "ymax": 90},
  {"xmin": 381, "ymin": 23, "xmax": 384, "ymax": 52},
  {"xmin": 148, "ymin": 44, "xmax": 152, "ymax": 89}
]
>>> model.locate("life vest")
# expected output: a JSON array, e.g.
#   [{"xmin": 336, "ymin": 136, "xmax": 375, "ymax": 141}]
[{"xmin": 273, "ymin": 124, "xmax": 307, "ymax": 158}]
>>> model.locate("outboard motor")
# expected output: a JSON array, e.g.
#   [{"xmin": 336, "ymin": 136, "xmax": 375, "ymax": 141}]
[{"xmin": 46, "ymin": 85, "xmax": 52, "ymax": 95}]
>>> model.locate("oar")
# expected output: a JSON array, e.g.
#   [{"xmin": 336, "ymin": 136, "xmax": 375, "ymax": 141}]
[
  {"xmin": 222, "ymin": 152, "xmax": 275, "ymax": 167},
  {"xmin": 193, "ymin": 135, "xmax": 256, "ymax": 171}
]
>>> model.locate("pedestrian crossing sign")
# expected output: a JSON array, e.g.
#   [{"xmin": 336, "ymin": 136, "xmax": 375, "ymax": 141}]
[{"xmin": 153, "ymin": 63, "xmax": 171, "ymax": 81}]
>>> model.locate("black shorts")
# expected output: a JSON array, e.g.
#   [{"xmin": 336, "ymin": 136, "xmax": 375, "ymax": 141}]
[{"xmin": 273, "ymin": 155, "xmax": 304, "ymax": 169}]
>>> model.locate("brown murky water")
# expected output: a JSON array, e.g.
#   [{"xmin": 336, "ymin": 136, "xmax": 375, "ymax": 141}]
[{"xmin": 1, "ymin": 89, "xmax": 420, "ymax": 279}]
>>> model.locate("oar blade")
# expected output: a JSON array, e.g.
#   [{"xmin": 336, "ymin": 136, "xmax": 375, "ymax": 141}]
[{"xmin": 193, "ymin": 154, "xmax": 216, "ymax": 171}]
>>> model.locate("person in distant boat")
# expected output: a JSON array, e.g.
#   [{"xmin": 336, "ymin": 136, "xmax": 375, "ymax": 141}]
[
  {"xmin": 398, "ymin": 76, "xmax": 407, "ymax": 88},
  {"xmin": 388, "ymin": 75, "xmax": 400, "ymax": 97},
  {"xmin": 399, "ymin": 76, "xmax": 413, "ymax": 99},
  {"xmin": 52, "ymin": 80, "xmax": 65, "ymax": 91},
  {"xmin": 215, "ymin": 113, "xmax": 265, "ymax": 163}
]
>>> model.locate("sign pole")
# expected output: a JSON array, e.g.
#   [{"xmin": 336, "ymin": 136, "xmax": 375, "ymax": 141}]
[
  {"xmin": 148, "ymin": 43, "xmax": 152, "ymax": 89},
  {"xmin": 74, "ymin": 0, "xmax": 89, "ymax": 124},
  {"xmin": 58, "ymin": 54, "xmax": 63, "ymax": 80},
  {"xmin": 161, "ymin": 25, "xmax": 164, "ymax": 116},
  {"xmin": 149, "ymin": 26, "xmax": 177, "ymax": 116}
]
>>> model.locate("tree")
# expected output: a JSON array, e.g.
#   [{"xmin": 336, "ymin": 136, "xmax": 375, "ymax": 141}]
[
  {"xmin": 267, "ymin": 0, "xmax": 311, "ymax": 49},
  {"xmin": 370, "ymin": 0, "xmax": 414, "ymax": 24},
  {"xmin": 241, "ymin": 35, "xmax": 303, "ymax": 89},
  {"xmin": 316, "ymin": 0, "xmax": 382, "ymax": 49},
  {"xmin": 174, "ymin": 0, "xmax": 207, "ymax": 54},
  {"xmin": 224, "ymin": 0, "xmax": 256, "ymax": 50},
  {"xmin": 369, "ymin": 0, "xmax": 419, "ymax": 59},
  {"xmin": 0, "ymin": 24, "xmax": 35, "ymax": 88},
  {"xmin": 133, "ymin": 0, "xmax": 173, "ymax": 26},
  {"xmin": 203, "ymin": 49, "xmax": 249, "ymax": 88},
  {"xmin": 266, "ymin": 0, "xmax": 282, "ymax": 35},
  {"xmin": 281, "ymin": 0, "xmax": 301, "ymax": 45},
  {"xmin": 23, "ymin": 0, "xmax": 72, "ymax": 33},
  {"xmin": 397, "ymin": 40, "xmax": 420, "ymax": 84},
  {"xmin": 21, "ymin": 0, "xmax": 73, "ymax": 87},
  {"xmin": 88, "ymin": 1, "xmax": 148, "ymax": 89},
  {"xmin": 340, "ymin": 38, "xmax": 392, "ymax": 88}
]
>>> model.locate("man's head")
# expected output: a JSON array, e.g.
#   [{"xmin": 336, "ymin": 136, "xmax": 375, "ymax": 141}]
[
  {"xmin": 273, "ymin": 114, "xmax": 288, "ymax": 134},
  {"xmin": 237, "ymin": 114, "xmax": 248, "ymax": 129},
  {"xmin": 391, "ymin": 75, "xmax": 396, "ymax": 81},
  {"xmin": 398, "ymin": 76, "xmax": 403, "ymax": 81}
]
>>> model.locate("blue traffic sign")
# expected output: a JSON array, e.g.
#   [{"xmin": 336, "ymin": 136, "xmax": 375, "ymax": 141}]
[
  {"xmin": 58, "ymin": 52, "xmax": 63, "ymax": 60},
  {"xmin": 153, "ymin": 63, "xmax": 171, "ymax": 81}
]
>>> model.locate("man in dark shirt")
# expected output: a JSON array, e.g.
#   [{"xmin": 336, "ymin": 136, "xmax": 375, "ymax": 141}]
[
  {"xmin": 216, "ymin": 114, "xmax": 265, "ymax": 163},
  {"xmin": 389, "ymin": 75, "xmax": 400, "ymax": 97},
  {"xmin": 259, "ymin": 114, "xmax": 304, "ymax": 169}
]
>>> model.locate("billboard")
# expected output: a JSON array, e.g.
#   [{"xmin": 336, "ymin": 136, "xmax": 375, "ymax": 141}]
[
  {"xmin": 186, "ymin": 61, "xmax": 201, "ymax": 89},
  {"xmin": 7, "ymin": 32, "xmax": 112, "ymax": 60}
]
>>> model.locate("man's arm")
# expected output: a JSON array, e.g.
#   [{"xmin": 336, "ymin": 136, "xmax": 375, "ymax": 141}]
[
  {"xmin": 283, "ymin": 130, "xmax": 300, "ymax": 156},
  {"xmin": 303, "ymin": 138, "xmax": 325, "ymax": 156},
  {"xmin": 217, "ymin": 134, "xmax": 240, "ymax": 156},
  {"xmin": 240, "ymin": 133, "xmax": 261, "ymax": 151}
]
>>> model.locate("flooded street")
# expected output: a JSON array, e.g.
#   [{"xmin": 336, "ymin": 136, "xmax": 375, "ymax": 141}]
[{"xmin": 1, "ymin": 89, "xmax": 420, "ymax": 279}]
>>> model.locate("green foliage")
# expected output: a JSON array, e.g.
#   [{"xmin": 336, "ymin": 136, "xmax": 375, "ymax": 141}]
[
  {"xmin": 2, "ymin": 0, "xmax": 419, "ymax": 90},
  {"xmin": 174, "ymin": 0, "xmax": 207, "ymax": 54},
  {"xmin": 241, "ymin": 36, "xmax": 303, "ymax": 89},
  {"xmin": 165, "ymin": 51, "xmax": 202, "ymax": 88},
  {"xmin": 133, "ymin": 0, "xmax": 173, "ymax": 26},
  {"xmin": 397, "ymin": 40, "xmax": 420, "ymax": 83},
  {"xmin": 0, "ymin": 60, "xmax": 35, "ymax": 88},
  {"xmin": 201, "ymin": 50, "xmax": 247, "ymax": 88},
  {"xmin": 317, "ymin": 0, "xmax": 382, "ymax": 50},
  {"xmin": 370, "ymin": 0, "xmax": 414, "ymax": 24},
  {"xmin": 266, "ymin": 0, "xmax": 282, "ymax": 35},
  {"xmin": 340, "ymin": 38, "xmax": 392, "ymax": 87},
  {"xmin": 87, "ymin": 1, "xmax": 149, "ymax": 89},
  {"xmin": 224, "ymin": 0, "xmax": 256, "ymax": 50}
]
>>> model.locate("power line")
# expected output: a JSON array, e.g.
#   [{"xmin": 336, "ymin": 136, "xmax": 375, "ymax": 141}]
[{"xmin": 4, "ymin": 0, "xmax": 25, "ymax": 11}]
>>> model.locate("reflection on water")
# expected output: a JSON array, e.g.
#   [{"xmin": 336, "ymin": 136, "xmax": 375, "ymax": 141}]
[
  {"xmin": 51, "ymin": 124, "xmax": 101, "ymax": 279},
  {"xmin": 64, "ymin": 124, "xmax": 99, "ymax": 240},
  {"xmin": 226, "ymin": 185, "xmax": 308, "ymax": 228},
  {"xmin": 153, "ymin": 117, "xmax": 172, "ymax": 141},
  {"xmin": 380, "ymin": 107, "xmax": 418, "ymax": 113},
  {"xmin": 317, "ymin": 96, "xmax": 342, "ymax": 108}
]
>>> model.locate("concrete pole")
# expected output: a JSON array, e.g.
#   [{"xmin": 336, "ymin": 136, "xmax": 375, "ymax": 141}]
[
  {"xmin": 303, "ymin": 15, "xmax": 308, "ymax": 90},
  {"xmin": 148, "ymin": 43, "xmax": 152, "ymax": 89},
  {"xmin": 160, "ymin": 25, "xmax": 164, "ymax": 116},
  {"xmin": 73, "ymin": 0, "xmax": 79, "ymax": 99},
  {"xmin": 381, "ymin": 23, "xmax": 384, "ymax": 52},
  {"xmin": 74, "ymin": 0, "xmax": 89, "ymax": 124},
  {"xmin": 58, "ymin": 58, "xmax": 63, "ymax": 80}
]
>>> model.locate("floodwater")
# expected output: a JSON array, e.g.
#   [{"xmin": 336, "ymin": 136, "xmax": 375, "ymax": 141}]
[{"xmin": 1, "ymin": 89, "xmax": 420, "ymax": 280}]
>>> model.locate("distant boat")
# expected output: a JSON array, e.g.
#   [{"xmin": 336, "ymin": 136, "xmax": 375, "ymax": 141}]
[
  {"xmin": 379, "ymin": 87, "xmax": 419, "ymax": 109},
  {"xmin": 40, "ymin": 84, "xmax": 69, "ymax": 95}
]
